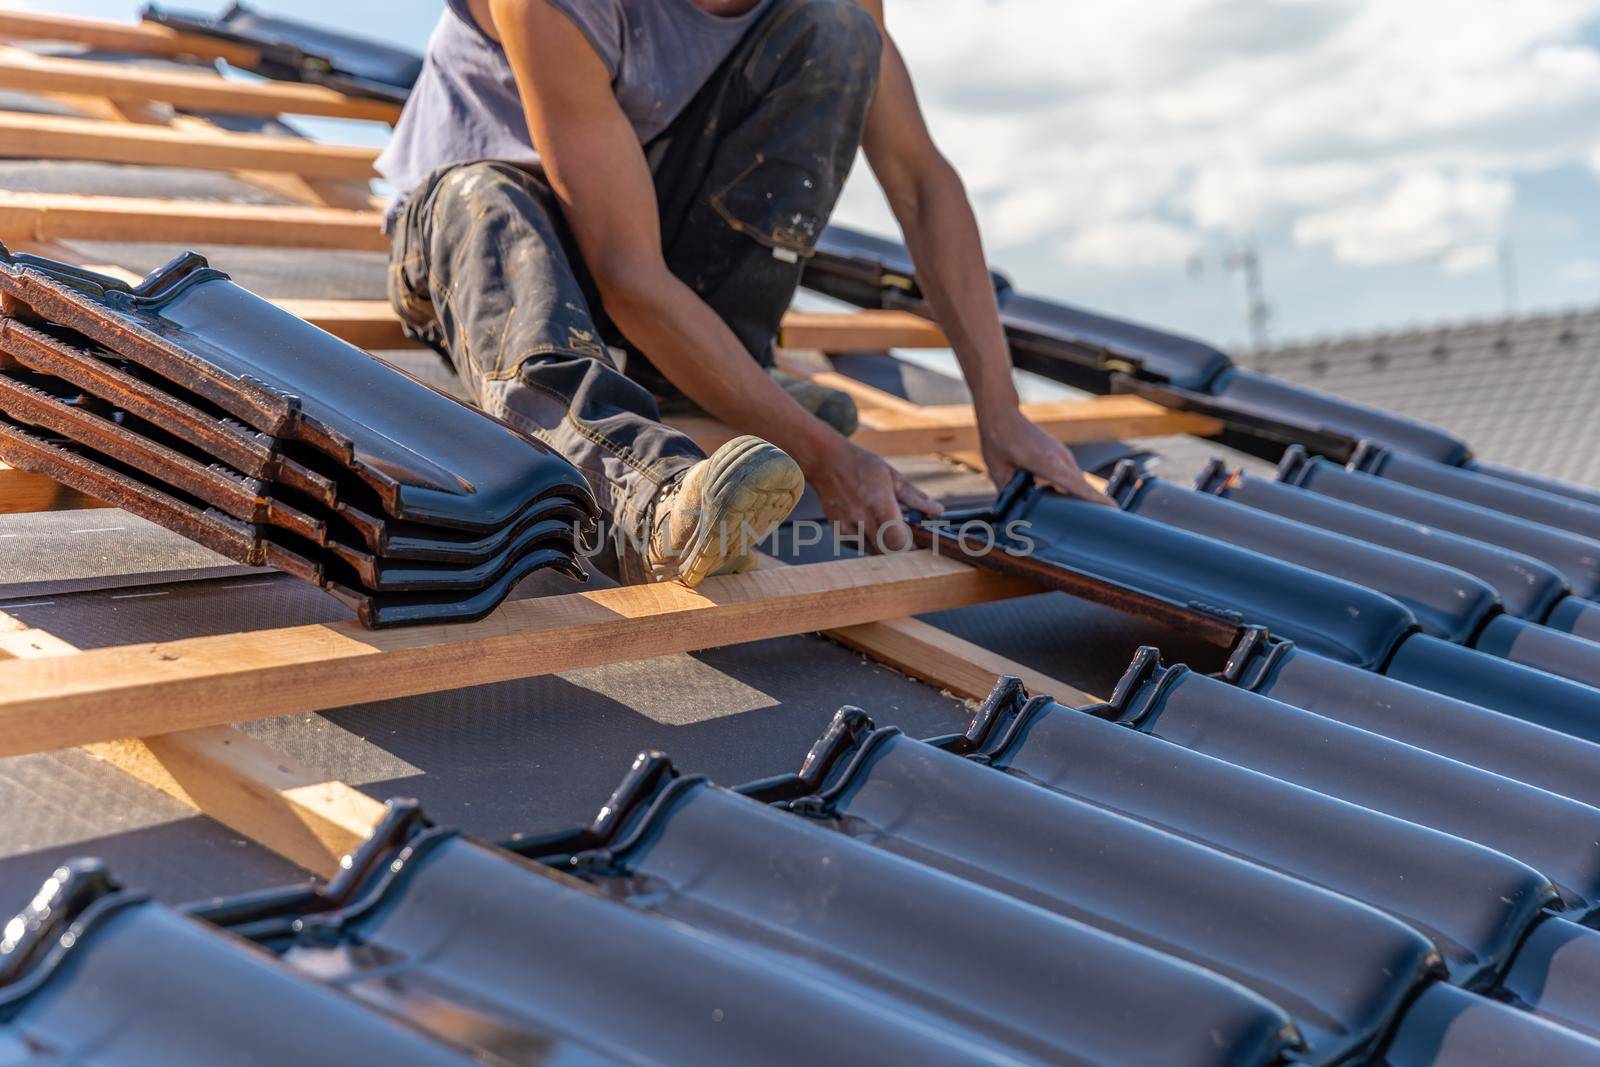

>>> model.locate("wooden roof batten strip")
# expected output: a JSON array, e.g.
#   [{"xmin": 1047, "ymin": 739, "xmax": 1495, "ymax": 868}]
[
  {"xmin": 0, "ymin": 9, "xmax": 263, "ymax": 68},
  {"xmin": 0, "ymin": 49, "xmax": 401, "ymax": 122},
  {"xmin": 0, "ymin": 552, "xmax": 1036, "ymax": 759},
  {"xmin": 0, "ymin": 111, "xmax": 382, "ymax": 180}
]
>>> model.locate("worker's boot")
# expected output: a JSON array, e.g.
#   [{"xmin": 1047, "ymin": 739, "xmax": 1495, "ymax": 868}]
[
  {"xmin": 655, "ymin": 369, "xmax": 859, "ymax": 437},
  {"xmin": 769, "ymin": 369, "xmax": 859, "ymax": 437},
  {"xmin": 647, "ymin": 435, "xmax": 805, "ymax": 586}
]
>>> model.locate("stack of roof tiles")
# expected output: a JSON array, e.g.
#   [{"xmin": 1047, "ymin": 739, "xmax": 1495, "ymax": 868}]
[
  {"xmin": 142, "ymin": 0, "xmax": 424, "ymax": 104},
  {"xmin": 0, "ymin": 244, "xmax": 597, "ymax": 627}
]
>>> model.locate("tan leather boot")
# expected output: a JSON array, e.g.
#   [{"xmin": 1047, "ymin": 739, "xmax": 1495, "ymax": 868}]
[{"xmin": 647, "ymin": 435, "xmax": 804, "ymax": 586}]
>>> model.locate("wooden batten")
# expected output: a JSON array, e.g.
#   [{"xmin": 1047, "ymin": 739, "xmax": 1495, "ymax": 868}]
[
  {"xmin": 0, "ymin": 10, "xmax": 263, "ymax": 67},
  {"xmin": 0, "ymin": 112, "xmax": 380, "ymax": 180},
  {"xmin": 0, "ymin": 552, "xmax": 1033, "ymax": 758},
  {"xmin": 0, "ymin": 50, "xmax": 401, "ymax": 122},
  {"xmin": 0, "ymin": 192, "xmax": 389, "ymax": 251}
]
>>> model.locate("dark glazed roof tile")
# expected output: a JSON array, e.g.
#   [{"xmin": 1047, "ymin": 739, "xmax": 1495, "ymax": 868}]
[
  {"xmin": 0, "ymin": 317, "xmax": 337, "ymax": 500},
  {"xmin": 1106, "ymin": 655, "xmax": 1600, "ymax": 913},
  {"xmin": 994, "ymin": 289, "xmax": 1234, "ymax": 392},
  {"xmin": 569, "ymin": 770, "xmax": 1300, "ymax": 1067},
  {"xmin": 0, "ymin": 246, "xmax": 599, "ymax": 627},
  {"xmin": 1200, "ymin": 367, "xmax": 1473, "ymax": 465},
  {"xmin": 1380, "ymin": 983, "xmax": 1600, "ymax": 1067},
  {"xmin": 142, "ymin": 2, "xmax": 424, "ymax": 102},
  {"xmin": 1380, "ymin": 633, "xmax": 1600, "ymax": 746},
  {"xmin": 1113, "ymin": 466, "xmax": 1501, "ymax": 644},
  {"xmin": 773, "ymin": 721, "xmax": 1439, "ymax": 1064},
  {"xmin": 0, "ymin": 862, "xmax": 476, "ymax": 1067},
  {"xmin": 1354, "ymin": 443, "xmax": 1600, "ymax": 542},
  {"xmin": 1472, "ymin": 613, "xmax": 1600, "ymax": 690},
  {"xmin": 924, "ymin": 474, "xmax": 1419, "ymax": 668},
  {"xmin": 1547, "ymin": 595, "xmax": 1600, "ymax": 643},
  {"xmin": 972, "ymin": 680, "xmax": 1553, "ymax": 988},
  {"xmin": 0, "ymin": 247, "xmax": 595, "ymax": 532},
  {"xmin": 287, "ymin": 831, "xmax": 1024, "ymax": 1066},
  {"xmin": 806, "ymin": 225, "xmax": 1473, "ymax": 462},
  {"xmin": 1206, "ymin": 463, "xmax": 1570, "ymax": 621},
  {"xmin": 1228, "ymin": 632, "xmax": 1600, "ymax": 812},
  {"xmin": 1471, "ymin": 460, "xmax": 1600, "ymax": 510},
  {"xmin": 1279, "ymin": 446, "xmax": 1600, "ymax": 599}
]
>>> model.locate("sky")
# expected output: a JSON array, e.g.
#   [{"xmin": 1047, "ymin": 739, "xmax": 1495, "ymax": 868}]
[{"xmin": 23, "ymin": 0, "xmax": 1600, "ymax": 349}]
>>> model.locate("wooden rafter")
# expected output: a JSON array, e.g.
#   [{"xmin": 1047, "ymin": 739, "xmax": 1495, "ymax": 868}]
[
  {"xmin": 279, "ymin": 298, "xmax": 418, "ymax": 349},
  {"xmin": 274, "ymin": 300, "xmax": 942, "ymax": 354},
  {"xmin": 0, "ymin": 42, "xmax": 382, "ymax": 208},
  {"xmin": 84, "ymin": 733, "xmax": 386, "ymax": 878},
  {"xmin": 0, "ymin": 611, "xmax": 384, "ymax": 878},
  {"xmin": 751, "ymin": 556, "xmax": 1088, "ymax": 704},
  {"xmin": 828, "ymin": 616, "xmax": 1090, "ymax": 704},
  {"xmin": 0, "ymin": 590, "xmax": 1083, "ymax": 878},
  {"xmin": 275, "ymin": 300, "xmax": 954, "ymax": 354}
]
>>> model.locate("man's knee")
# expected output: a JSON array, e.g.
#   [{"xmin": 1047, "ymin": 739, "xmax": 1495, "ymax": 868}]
[
  {"xmin": 429, "ymin": 161, "xmax": 549, "ymax": 230},
  {"xmin": 760, "ymin": 0, "xmax": 882, "ymax": 84},
  {"xmin": 422, "ymin": 161, "xmax": 571, "ymax": 289}
]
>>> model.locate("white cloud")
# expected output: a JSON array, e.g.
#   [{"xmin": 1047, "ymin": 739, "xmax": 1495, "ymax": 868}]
[
  {"xmin": 830, "ymin": 0, "xmax": 1600, "ymax": 280},
  {"xmin": 1564, "ymin": 258, "xmax": 1600, "ymax": 283},
  {"xmin": 1059, "ymin": 219, "xmax": 1197, "ymax": 270},
  {"xmin": 1438, "ymin": 244, "xmax": 1498, "ymax": 275},
  {"xmin": 1291, "ymin": 172, "xmax": 1514, "ymax": 266}
]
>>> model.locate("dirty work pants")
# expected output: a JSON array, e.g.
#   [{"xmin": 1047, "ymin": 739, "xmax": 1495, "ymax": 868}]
[{"xmin": 388, "ymin": 0, "xmax": 882, "ymax": 582}]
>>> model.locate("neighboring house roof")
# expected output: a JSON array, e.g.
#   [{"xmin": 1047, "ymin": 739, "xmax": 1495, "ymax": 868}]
[{"xmin": 1247, "ymin": 307, "xmax": 1600, "ymax": 490}]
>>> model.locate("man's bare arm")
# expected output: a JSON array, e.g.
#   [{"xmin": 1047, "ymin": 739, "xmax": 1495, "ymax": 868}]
[
  {"xmin": 488, "ymin": 2, "xmax": 827, "ymax": 462},
  {"xmin": 486, "ymin": 0, "xmax": 937, "ymax": 543},
  {"xmin": 855, "ymin": 1, "xmax": 1110, "ymax": 503}
]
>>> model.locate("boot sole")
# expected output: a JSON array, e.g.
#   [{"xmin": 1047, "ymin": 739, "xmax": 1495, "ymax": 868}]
[{"xmin": 675, "ymin": 438, "xmax": 803, "ymax": 587}]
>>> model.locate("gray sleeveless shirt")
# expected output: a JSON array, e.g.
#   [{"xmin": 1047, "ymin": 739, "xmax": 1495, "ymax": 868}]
[{"xmin": 377, "ymin": 0, "xmax": 771, "ymax": 201}]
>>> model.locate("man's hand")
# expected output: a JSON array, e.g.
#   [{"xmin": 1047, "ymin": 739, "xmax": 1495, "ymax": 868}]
[
  {"xmin": 807, "ymin": 436, "xmax": 943, "ymax": 553},
  {"xmin": 979, "ymin": 407, "xmax": 1114, "ymax": 505}
]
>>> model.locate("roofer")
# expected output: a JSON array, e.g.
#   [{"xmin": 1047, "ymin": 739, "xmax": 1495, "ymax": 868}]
[{"xmin": 378, "ymin": 0, "xmax": 1107, "ymax": 587}]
